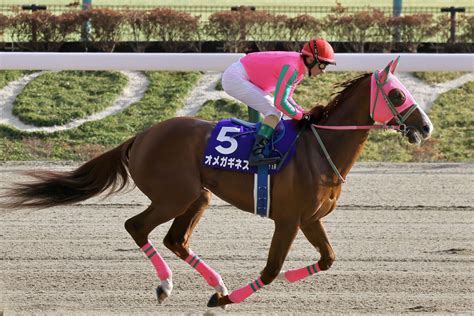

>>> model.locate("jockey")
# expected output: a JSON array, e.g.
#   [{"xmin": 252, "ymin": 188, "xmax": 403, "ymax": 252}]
[{"xmin": 222, "ymin": 37, "xmax": 336, "ymax": 166}]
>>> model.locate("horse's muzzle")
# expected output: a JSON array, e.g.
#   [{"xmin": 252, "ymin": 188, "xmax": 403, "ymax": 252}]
[
  {"xmin": 421, "ymin": 124, "xmax": 433, "ymax": 139},
  {"xmin": 406, "ymin": 127, "xmax": 422, "ymax": 144}
]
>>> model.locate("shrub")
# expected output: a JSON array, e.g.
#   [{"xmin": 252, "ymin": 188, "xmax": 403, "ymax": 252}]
[
  {"xmin": 458, "ymin": 15, "xmax": 474, "ymax": 43},
  {"xmin": 248, "ymin": 11, "xmax": 288, "ymax": 51},
  {"xmin": 435, "ymin": 14, "xmax": 454, "ymax": 43},
  {"xmin": 0, "ymin": 14, "xmax": 8, "ymax": 37},
  {"xmin": 123, "ymin": 10, "xmax": 153, "ymax": 52},
  {"xmin": 389, "ymin": 14, "xmax": 439, "ymax": 52},
  {"xmin": 81, "ymin": 8, "xmax": 124, "ymax": 52},
  {"xmin": 435, "ymin": 14, "xmax": 473, "ymax": 46},
  {"xmin": 325, "ymin": 5, "xmax": 388, "ymax": 52},
  {"xmin": 9, "ymin": 11, "xmax": 83, "ymax": 51},
  {"xmin": 284, "ymin": 14, "xmax": 323, "ymax": 51},
  {"xmin": 147, "ymin": 8, "xmax": 201, "ymax": 52},
  {"xmin": 207, "ymin": 6, "xmax": 257, "ymax": 52}
]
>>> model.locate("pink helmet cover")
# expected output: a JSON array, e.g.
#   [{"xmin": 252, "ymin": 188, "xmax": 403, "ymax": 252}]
[{"xmin": 370, "ymin": 57, "xmax": 418, "ymax": 124}]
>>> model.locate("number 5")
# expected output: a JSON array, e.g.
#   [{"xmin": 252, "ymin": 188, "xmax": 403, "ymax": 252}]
[{"xmin": 215, "ymin": 126, "xmax": 240, "ymax": 155}]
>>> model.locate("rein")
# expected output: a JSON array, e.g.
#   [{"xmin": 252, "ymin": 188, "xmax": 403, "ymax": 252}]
[
  {"xmin": 309, "ymin": 123, "xmax": 403, "ymax": 184},
  {"xmin": 309, "ymin": 71, "xmax": 418, "ymax": 184}
]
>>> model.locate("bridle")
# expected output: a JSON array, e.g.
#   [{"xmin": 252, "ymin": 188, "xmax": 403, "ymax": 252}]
[
  {"xmin": 371, "ymin": 71, "xmax": 418, "ymax": 135},
  {"xmin": 309, "ymin": 71, "xmax": 419, "ymax": 183}
]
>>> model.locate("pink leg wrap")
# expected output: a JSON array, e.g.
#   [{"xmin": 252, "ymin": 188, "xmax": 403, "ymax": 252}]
[
  {"xmin": 284, "ymin": 262, "xmax": 320, "ymax": 283},
  {"xmin": 228, "ymin": 278, "xmax": 264, "ymax": 304},
  {"xmin": 185, "ymin": 250, "xmax": 222, "ymax": 287},
  {"xmin": 141, "ymin": 240, "xmax": 172, "ymax": 281}
]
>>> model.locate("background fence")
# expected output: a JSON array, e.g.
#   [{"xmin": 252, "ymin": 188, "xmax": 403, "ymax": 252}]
[
  {"xmin": 1, "ymin": 4, "xmax": 473, "ymax": 52},
  {"xmin": 1, "ymin": 4, "xmax": 473, "ymax": 18}
]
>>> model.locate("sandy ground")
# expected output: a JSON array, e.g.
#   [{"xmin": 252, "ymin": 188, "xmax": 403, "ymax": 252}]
[{"xmin": 0, "ymin": 162, "xmax": 473, "ymax": 315}]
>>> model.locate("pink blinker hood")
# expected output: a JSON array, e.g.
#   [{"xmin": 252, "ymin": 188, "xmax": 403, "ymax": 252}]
[{"xmin": 370, "ymin": 56, "xmax": 418, "ymax": 124}]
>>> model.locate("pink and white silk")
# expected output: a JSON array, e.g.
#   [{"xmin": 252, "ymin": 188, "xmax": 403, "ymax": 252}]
[
  {"xmin": 240, "ymin": 51, "xmax": 305, "ymax": 93},
  {"xmin": 222, "ymin": 62, "xmax": 281, "ymax": 118},
  {"xmin": 370, "ymin": 63, "xmax": 418, "ymax": 124},
  {"xmin": 240, "ymin": 51, "xmax": 306, "ymax": 120}
]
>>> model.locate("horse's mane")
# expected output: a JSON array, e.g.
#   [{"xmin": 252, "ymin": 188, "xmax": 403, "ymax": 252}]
[{"xmin": 303, "ymin": 73, "xmax": 371, "ymax": 125}]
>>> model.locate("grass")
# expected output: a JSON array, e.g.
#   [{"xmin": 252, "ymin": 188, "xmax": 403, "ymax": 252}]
[
  {"xmin": 0, "ymin": 71, "xmax": 201, "ymax": 160},
  {"xmin": 196, "ymin": 99, "xmax": 248, "ymax": 121},
  {"xmin": 0, "ymin": 70, "xmax": 30, "ymax": 89},
  {"xmin": 428, "ymin": 81, "xmax": 473, "ymax": 161},
  {"xmin": 413, "ymin": 72, "xmax": 469, "ymax": 85},
  {"xmin": 215, "ymin": 80, "xmax": 224, "ymax": 91},
  {"xmin": 13, "ymin": 71, "xmax": 128, "ymax": 127},
  {"xmin": 1, "ymin": 0, "xmax": 471, "ymax": 6},
  {"xmin": 0, "ymin": 70, "xmax": 471, "ymax": 162}
]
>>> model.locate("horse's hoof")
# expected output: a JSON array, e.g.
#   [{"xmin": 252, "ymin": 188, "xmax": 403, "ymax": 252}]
[
  {"xmin": 156, "ymin": 278, "xmax": 173, "ymax": 304},
  {"xmin": 207, "ymin": 293, "xmax": 219, "ymax": 308},
  {"xmin": 207, "ymin": 293, "xmax": 232, "ymax": 308},
  {"xmin": 156, "ymin": 286, "xmax": 168, "ymax": 304},
  {"xmin": 214, "ymin": 282, "xmax": 229, "ymax": 310}
]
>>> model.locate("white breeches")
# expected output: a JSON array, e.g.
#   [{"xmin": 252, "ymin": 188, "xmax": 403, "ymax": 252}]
[{"xmin": 221, "ymin": 62, "xmax": 282, "ymax": 118}]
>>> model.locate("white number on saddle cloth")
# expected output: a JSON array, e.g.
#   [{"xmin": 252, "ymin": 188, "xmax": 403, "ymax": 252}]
[{"xmin": 215, "ymin": 126, "xmax": 240, "ymax": 155}]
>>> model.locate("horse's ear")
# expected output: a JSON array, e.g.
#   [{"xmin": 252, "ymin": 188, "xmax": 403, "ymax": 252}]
[
  {"xmin": 378, "ymin": 62, "xmax": 392, "ymax": 83},
  {"xmin": 390, "ymin": 56, "xmax": 400, "ymax": 74}
]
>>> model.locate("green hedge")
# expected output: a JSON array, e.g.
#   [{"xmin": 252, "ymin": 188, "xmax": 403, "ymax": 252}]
[{"xmin": 2, "ymin": 5, "xmax": 472, "ymax": 52}]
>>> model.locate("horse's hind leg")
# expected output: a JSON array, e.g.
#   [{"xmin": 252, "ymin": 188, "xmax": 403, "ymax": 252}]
[
  {"xmin": 163, "ymin": 188, "xmax": 229, "ymax": 300},
  {"xmin": 124, "ymin": 203, "xmax": 188, "ymax": 303}
]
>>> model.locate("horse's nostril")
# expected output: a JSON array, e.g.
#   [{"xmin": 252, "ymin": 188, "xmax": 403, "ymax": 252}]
[{"xmin": 422, "ymin": 125, "xmax": 431, "ymax": 135}]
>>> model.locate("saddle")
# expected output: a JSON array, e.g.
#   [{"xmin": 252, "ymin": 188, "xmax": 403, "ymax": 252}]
[
  {"xmin": 203, "ymin": 117, "xmax": 303, "ymax": 217},
  {"xmin": 203, "ymin": 118, "xmax": 300, "ymax": 175}
]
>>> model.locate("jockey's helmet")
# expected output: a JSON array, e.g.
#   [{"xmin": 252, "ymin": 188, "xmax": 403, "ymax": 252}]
[{"xmin": 301, "ymin": 38, "xmax": 336, "ymax": 65}]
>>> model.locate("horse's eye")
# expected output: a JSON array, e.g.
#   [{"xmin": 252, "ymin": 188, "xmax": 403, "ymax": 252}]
[{"xmin": 388, "ymin": 88, "xmax": 406, "ymax": 107}]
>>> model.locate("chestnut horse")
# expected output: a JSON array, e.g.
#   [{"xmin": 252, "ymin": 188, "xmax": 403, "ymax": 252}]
[{"xmin": 1, "ymin": 58, "xmax": 433, "ymax": 308}]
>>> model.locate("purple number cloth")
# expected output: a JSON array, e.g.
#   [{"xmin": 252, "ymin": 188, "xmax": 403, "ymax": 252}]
[{"xmin": 203, "ymin": 119, "xmax": 299, "ymax": 174}]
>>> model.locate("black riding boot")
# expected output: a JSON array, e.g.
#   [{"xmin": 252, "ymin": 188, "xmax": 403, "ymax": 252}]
[{"xmin": 248, "ymin": 135, "xmax": 280, "ymax": 166}]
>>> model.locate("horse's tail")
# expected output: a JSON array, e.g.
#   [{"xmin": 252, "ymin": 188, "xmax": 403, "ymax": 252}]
[{"xmin": 1, "ymin": 136, "xmax": 137, "ymax": 209}]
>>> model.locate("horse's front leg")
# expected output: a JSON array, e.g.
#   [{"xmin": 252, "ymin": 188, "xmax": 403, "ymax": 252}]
[
  {"xmin": 277, "ymin": 219, "xmax": 335, "ymax": 283},
  {"xmin": 208, "ymin": 221, "xmax": 299, "ymax": 307},
  {"xmin": 163, "ymin": 189, "xmax": 229, "ymax": 304}
]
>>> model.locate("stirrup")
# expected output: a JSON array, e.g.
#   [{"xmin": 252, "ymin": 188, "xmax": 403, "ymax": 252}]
[
  {"xmin": 249, "ymin": 134, "xmax": 279, "ymax": 166},
  {"xmin": 249, "ymin": 154, "xmax": 280, "ymax": 166}
]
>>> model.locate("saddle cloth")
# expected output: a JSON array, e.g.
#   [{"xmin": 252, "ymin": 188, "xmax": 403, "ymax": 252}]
[{"xmin": 203, "ymin": 118, "xmax": 299, "ymax": 174}]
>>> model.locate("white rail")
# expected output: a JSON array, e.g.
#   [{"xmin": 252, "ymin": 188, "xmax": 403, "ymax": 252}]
[{"xmin": 1, "ymin": 53, "xmax": 473, "ymax": 72}]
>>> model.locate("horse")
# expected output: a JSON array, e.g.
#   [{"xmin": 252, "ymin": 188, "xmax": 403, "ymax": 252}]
[{"xmin": 0, "ymin": 58, "xmax": 433, "ymax": 308}]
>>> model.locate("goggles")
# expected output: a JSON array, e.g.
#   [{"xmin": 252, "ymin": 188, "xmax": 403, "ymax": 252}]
[{"xmin": 318, "ymin": 62, "xmax": 328, "ymax": 70}]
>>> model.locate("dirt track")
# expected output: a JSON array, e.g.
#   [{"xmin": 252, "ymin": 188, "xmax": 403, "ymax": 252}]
[{"xmin": 1, "ymin": 162, "xmax": 473, "ymax": 315}]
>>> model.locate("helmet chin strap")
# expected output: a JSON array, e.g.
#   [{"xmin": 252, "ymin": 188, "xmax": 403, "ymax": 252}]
[{"xmin": 303, "ymin": 57, "xmax": 318, "ymax": 77}]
